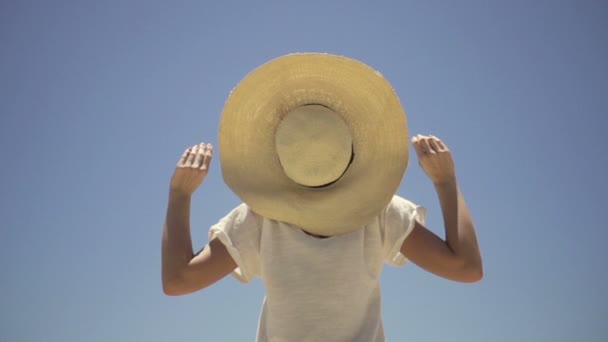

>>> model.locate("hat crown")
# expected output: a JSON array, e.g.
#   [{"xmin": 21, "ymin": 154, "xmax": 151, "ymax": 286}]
[{"xmin": 275, "ymin": 105, "xmax": 353, "ymax": 187}]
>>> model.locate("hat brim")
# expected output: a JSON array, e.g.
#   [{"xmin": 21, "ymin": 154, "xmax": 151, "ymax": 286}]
[{"xmin": 219, "ymin": 53, "xmax": 409, "ymax": 236}]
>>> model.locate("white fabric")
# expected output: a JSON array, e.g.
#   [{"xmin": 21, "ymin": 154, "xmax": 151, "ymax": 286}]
[{"xmin": 209, "ymin": 195, "xmax": 426, "ymax": 342}]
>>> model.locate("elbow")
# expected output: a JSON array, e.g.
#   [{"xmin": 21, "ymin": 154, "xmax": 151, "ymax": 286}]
[
  {"xmin": 163, "ymin": 280, "xmax": 183, "ymax": 296},
  {"xmin": 163, "ymin": 283, "xmax": 184, "ymax": 296},
  {"xmin": 460, "ymin": 268, "xmax": 483, "ymax": 283},
  {"xmin": 459, "ymin": 262, "xmax": 483, "ymax": 283},
  {"xmin": 448, "ymin": 256, "xmax": 483, "ymax": 283},
  {"xmin": 162, "ymin": 273, "xmax": 188, "ymax": 296},
  {"xmin": 162, "ymin": 271, "xmax": 208, "ymax": 296}
]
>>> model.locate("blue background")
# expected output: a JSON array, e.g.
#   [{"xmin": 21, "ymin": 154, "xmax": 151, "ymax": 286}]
[{"xmin": 1, "ymin": 1, "xmax": 607, "ymax": 341}]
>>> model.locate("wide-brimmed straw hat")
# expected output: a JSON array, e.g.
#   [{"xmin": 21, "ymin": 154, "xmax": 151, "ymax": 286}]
[{"xmin": 219, "ymin": 53, "xmax": 409, "ymax": 236}]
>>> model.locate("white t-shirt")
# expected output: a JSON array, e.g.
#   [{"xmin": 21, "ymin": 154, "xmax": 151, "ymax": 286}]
[{"xmin": 209, "ymin": 195, "xmax": 426, "ymax": 342}]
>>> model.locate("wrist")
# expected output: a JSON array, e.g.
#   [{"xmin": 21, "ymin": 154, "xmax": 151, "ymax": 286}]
[
  {"xmin": 168, "ymin": 189, "xmax": 193, "ymax": 201},
  {"xmin": 433, "ymin": 177, "xmax": 457, "ymax": 189}
]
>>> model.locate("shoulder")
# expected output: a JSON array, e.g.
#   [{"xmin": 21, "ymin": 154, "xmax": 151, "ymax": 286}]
[
  {"xmin": 221, "ymin": 202, "xmax": 263, "ymax": 221},
  {"xmin": 211, "ymin": 203, "xmax": 265, "ymax": 236},
  {"xmin": 387, "ymin": 194, "xmax": 419, "ymax": 210},
  {"xmin": 381, "ymin": 195, "xmax": 426, "ymax": 224}
]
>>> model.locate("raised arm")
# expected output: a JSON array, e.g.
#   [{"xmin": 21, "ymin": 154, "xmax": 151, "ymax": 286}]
[
  {"xmin": 161, "ymin": 143, "xmax": 236, "ymax": 296},
  {"xmin": 401, "ymin": 135, "xmax": 483, "ymax": 283}
]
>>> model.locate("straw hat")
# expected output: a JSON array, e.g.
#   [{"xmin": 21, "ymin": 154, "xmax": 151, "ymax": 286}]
[{"xmin": 219, "ymin": 53, "xmax": 409, "ymax": 236}]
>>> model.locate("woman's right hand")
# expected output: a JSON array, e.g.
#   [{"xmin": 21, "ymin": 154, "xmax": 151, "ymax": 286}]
[{"xmin": 169, "ymin": 143, "xmax": 213, "ymax": 196}]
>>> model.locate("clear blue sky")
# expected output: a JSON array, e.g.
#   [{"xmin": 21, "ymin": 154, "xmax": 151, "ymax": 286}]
[{"xmin": 1, "ymin": 1, "xmax": 607, "ymax": 341}]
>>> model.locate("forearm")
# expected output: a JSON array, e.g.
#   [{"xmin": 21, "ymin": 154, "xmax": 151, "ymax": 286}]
[
  {"xmin": 162, "ymin": 191, "xmax": 195, "ymax": 285},
  {"xmin": 434, "ymin": 180, "xmax": 483, "ymax": 274}
]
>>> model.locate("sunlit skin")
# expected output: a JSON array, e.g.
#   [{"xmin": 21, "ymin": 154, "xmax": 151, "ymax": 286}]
[{"xmin": 161, "ymin": 134, "xmax": 483, "ymax": 296}]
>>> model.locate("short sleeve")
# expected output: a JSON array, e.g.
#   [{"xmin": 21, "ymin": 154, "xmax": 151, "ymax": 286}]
[
  {"xmin": 209, "ymin": 203, "xmax": 262, "ymax": 283},
  {"xmin": 381, "ymin": 195, "xmax": 427, "ymax": 267}
]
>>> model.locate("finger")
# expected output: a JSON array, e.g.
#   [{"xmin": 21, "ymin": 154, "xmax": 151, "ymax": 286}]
[
  {"xmin": 184, "ymin": 144, "xmax": 198, "ymax": 167},
  {"xmin": 431, "ymin": 136, "xmax": 448, "ymax": 151},
  {"xmin": 428, "ymin": 138, "xmax": 440, "ymax": 153},
  {"xmin": 192, "ymin": 143, "xmax": 205, "ymax": 168},
  {"xmin": 201, "ymin": 143, "xmax": 213, "ymax": 171},
  {"xmin": 420, "ymin": 136, "xmax": 434, "ymax": 155},
  {"xmin": 177, "ymin": 148, "xmax": 191, "ymax": 167},
  {"xmin": 411, "ymin": 135, "xmax": 425, "ymax": 157}
]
